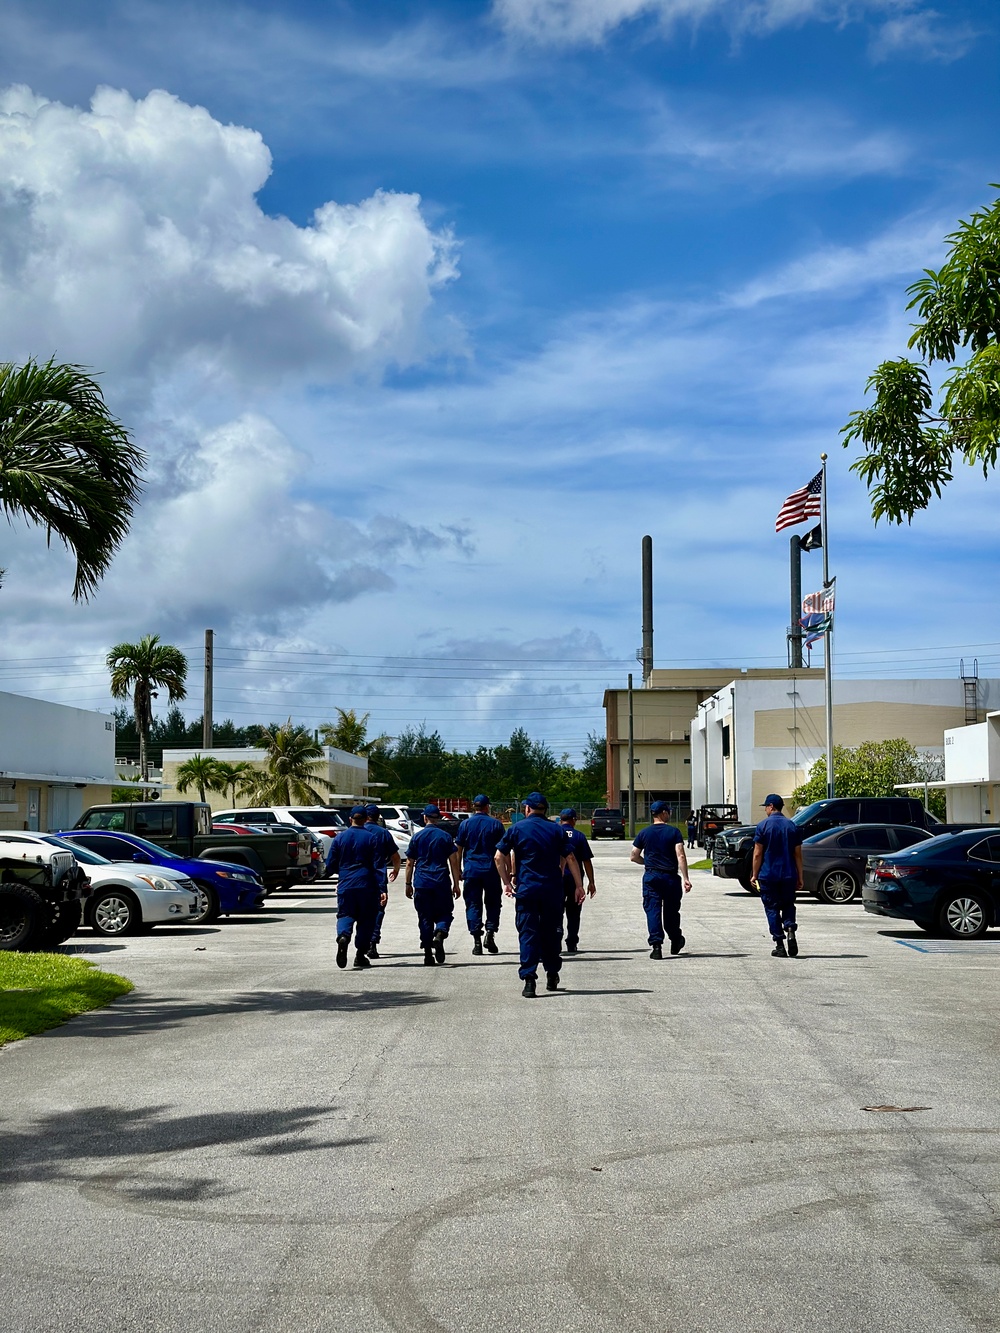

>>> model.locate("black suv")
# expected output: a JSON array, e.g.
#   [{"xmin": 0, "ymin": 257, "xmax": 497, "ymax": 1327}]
[
  {"xmin": 591, "ymin": 808, "xmax": 626, "ymax": 840},
  {"xmin": 712, "ymin": 797, "xmax": 948, "ymax": 893}
]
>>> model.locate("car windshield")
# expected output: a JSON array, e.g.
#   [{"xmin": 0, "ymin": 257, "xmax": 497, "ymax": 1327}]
[
  {"xmin": 802, "ymin": 827, "xmax": 846, "ymax": 845},
  {"xmin": 597, "ymin": 809, "xmax": 621, "ymax": 818},
  {"xmin": 289, "ymin": 810, "xmax": 344, "ymax": 827},
  {"xmin": 41, "ymin": 835, "xmax": 111, "ymax": 866},
  {"xmin": 791, "ymin": 802, "xmax": 828, "ymax": 826},
  {"xmin": 87, "ymin": 832, "xmax": 183, "ymax": 861}
]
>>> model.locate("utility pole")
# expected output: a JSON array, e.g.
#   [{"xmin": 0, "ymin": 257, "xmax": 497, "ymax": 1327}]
[
  {"xmin": 788, "ymin": 534, "xmax": 803, "ymax": 668},
  {"xmin": 641, "ymin": 535, "xmax": 653, "ymax": 686},
  {"xmin": 203, "ymin": 629, "xmax": 214, "ymax": 750},
  {"xmin": 627, "ymin": 672, "xmax": 635, "ymax": 837}
]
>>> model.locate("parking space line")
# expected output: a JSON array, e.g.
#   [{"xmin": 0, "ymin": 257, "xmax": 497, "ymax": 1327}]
[{"xmin": 896, "ymin": 940, "xmax": 929, "ymax": 953}]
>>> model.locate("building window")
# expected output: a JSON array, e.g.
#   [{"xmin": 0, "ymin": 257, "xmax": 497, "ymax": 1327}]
[
  {"xmin": 655, "ymin": 758, "xmax": 668, "ymax": 765},
  {"xmin": 722, "ymin": 724, "xmax": 730, "ymax": 759},
  {"xmin": 684, "ymin": 758, "xmax": 690, "ymax": 764},
  {"xmin": 0, "ymin": 782, "xmax": 14, "ymax": 803}
]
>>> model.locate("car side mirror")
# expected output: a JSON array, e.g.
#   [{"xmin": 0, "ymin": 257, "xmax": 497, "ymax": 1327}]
[{"xmin": 132, "ymin": 851, "xmax": 152, "ymax": 863}]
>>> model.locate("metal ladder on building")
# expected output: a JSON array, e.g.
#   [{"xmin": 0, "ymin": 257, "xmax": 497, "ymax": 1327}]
[{"xmin": 960, "ymin": 658, "xmax": 979, "ymax": 725}]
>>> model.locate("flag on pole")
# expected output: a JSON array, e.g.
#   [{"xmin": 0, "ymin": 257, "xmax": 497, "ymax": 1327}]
[
  {"xmin": 800, "ymin": 580, "xmax": 835, "ymax": 647},
  {"xmin": 776, "ymin": 470, "xmax": 823, "ymax": 533},
  {"xmin": 800, "ymin": 522, "xmax": 823, "ymax": 551}
]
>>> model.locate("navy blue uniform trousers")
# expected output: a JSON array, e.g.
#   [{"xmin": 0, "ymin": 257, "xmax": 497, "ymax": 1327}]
[
  {"xmin": 758, "ymin": 876, "xmax": 797, "ymax": 940},
  {"xmin": 463, "ymin": 869, "xmax": 502, "ymax": 935},
  {"xmin": 515, "ymin": 887, "xmax": 563, "ymax": 981},
  {"xmin": 370, "ymin": 869, "xmax": 389, "ymax": 945},
  {"xmin": 413, "ymin": 882, "xmax": 454, "ymax": 948},
  {"xmin": 642, "ymin": 873, "xmax": 682, "ymax": 946},
  {"xmin": 336, "ymin": 885, "xmax": 380, "ymax": 953},
  {"xmin": 562, "ymin": 881, "xmax": 583, "ymax": 949}
]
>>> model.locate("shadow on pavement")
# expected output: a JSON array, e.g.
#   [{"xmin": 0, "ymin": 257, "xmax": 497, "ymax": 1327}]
[
  {"xmin": 878, "ymin": 929, "xmax": 1000, "ymax": 943},
  {"xmin": 557, "ymin": 988, "xmax": 655, "ymax": 996},
  {"xmin": 41, "ymin": 987, "xmax": 440, "ymax": 1039},
  {"xmin": 0, "ymin": 1103, "xmax": 368, "ymax": 1199}
]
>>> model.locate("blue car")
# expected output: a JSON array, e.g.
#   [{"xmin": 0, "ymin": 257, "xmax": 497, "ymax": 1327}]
[
  {"xmin": 862, "ymin": 828, "xmax": 1000, "ymax": 939},
  {"xmin": 57, "ymin": 830, "xmax": 265, "ymax": 924}
]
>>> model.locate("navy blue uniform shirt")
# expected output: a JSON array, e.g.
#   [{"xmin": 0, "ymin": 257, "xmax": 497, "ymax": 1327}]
[
  {"xmin": 406, "ymin": 823, "xmax": 457, "ymax": 889},
  {"xmin": 455, "ymin": 812, "xmax": 505, "ymax": 876},
  {"xmin": 632, "ymin": 822, "xmax": 683, "ymax": 876},
  {"xmin": 366, "ymin": 822, "xmax": 397, "ymax": 869},
  {"xmin": 753, "ymin": 812, "xmax": 803, "ymax": 881},
  {"xmin": 496, "ymin": 815, "xmax": 566, "ymax": 895},
  {"xmin": 325, "ymin": 825, "xmax": 378, "ymax": 891},
  {"xmin": 562, "ymin": 826, "xmax": 592, "ymax": 885}
]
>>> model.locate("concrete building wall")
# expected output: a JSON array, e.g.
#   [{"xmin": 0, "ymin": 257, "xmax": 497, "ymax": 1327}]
[{"xmin": 161, "ymin": 745, "xmax": 369, "ymax": 811}]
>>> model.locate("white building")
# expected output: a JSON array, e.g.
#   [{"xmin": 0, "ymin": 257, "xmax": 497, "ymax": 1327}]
[
  {"xmin": 690, "ymin": 674, "xmax": 1000, "ymax": 819},
  {"xmin": 938, "ymin": 713, "xmax": 1000, "ymax": 823},
  {"xmin": 0, "ymin": 691, "xmax": 117, "ymax": 831}
]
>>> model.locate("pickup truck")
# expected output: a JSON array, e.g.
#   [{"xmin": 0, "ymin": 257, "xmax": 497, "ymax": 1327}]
[
  {"xmin": 712, "ymin": 795, "xmax": 988, "ymax": 893},
  {"xmin": 72, "ymin": 802, "xmax": 312, "ymax": 893},
  {"xmin": 0, "ymin": 833, "xmax": 91, "ymax": 950}
]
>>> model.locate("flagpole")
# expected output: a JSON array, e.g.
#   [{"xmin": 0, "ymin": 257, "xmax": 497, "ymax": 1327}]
[{"xmin": 821, "ymin": 452, "xmax": 834, "ymax": 799}]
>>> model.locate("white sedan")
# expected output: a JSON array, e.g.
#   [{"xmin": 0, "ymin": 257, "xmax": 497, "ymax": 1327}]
[{"xmin": 41, "ymin": 836, "xmax": 200, "ymax": 937}]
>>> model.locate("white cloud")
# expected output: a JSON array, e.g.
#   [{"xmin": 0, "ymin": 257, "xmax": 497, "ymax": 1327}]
[
  {"xmin": 870, "ymin": 10, "xmax": 978, "ymax": 61},
  {"xmin": 0, "ymin": 84, "xmax": 457, "ymax": 387}
]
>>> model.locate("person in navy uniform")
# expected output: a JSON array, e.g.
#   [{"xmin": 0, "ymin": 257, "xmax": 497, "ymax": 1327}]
[
  {"xmin": 495, "ymin": 792, "xmax": 582, "ymax": 998},
  {"xmin": 405, "ymin": 805, "xmax": 461, "ymax": 965},
  {"xmin": 558, "ymin": 808, "xmax": 596, "ymax": 954},
  {"xmin": 455, "ymin": 794, "xmax": 506, "ymax": 955},
  {"xmin": 364, "ymin": 803, "xmax": 400, "ymax": 959},
  {"xmin": 686, "ymin": 810, "xmax": 698, "ymax": 849},
  {"xmin": 751, "ymin": 794, "xmax": 804, "ymax": 957},
  {"xmin": 630, "ymin": 801, "xmax": 692, "ymax": 959},
  {"xmin": 324, "ymin": 805, "xmax": 385, "ymax": 970}
]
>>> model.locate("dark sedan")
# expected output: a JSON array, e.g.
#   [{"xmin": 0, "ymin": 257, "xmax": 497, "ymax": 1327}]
[
  {"xmin": 862, "ymin": 828, "xmax": 1000, "ymax": 938},
  {"xmin": 803, "ymin": 824, "xmax": 934, "ymax": 903}
]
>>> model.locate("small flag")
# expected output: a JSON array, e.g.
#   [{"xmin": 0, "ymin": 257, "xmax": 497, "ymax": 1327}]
[
  {"xmin": 802, "ymin": 582, "xmax": 835, "ymax": 617},
  {"xmin": 776, "ymin": 470, "xmax": 822, "ymax": 533},
  {"xmin": 800, "ymin": 523, "xmax": 823, "ymax": 551},
  {"xmin": 800, "ymin": 612, "xmax": 831, "ymax": 648}
]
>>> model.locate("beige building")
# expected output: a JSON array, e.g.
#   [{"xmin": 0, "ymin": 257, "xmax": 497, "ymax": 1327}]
[
  {"xmin": 603, "ymin": 668, "xmax": 818, "ymax": 819},
  {"xmin": 0, "ymin": 691, "xmax": 116, "ymax": 831},
  {"xmin": 161, "ymin": 745, "xmax": 369, "ymax": 812}
]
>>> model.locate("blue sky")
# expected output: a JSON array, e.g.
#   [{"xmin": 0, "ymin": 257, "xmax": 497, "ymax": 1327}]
[{"xmin": 0, "ymin": 0, "xmax": 997, "ymax": 757}]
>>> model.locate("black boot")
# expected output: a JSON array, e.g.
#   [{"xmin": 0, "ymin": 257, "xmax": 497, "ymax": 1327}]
[
  {"xmin": 545, "ymin": 972, "xmax": 560, "ymax": 991},
  {"xmin": 772, "ymin": 940, "xmax": 788, "ymax": 958},
  {"xmin": 484, "ymin": 930, "xmax": 498, "ymax": 954},
  {"xmin": 785, "ymin": 925, "xmax": 799, "ymax": 957},
  {"xmin": 367, "ymin": 943, "xmax": 380, "ymax": 959},
  {"xmin": 564, "ymin": 942, "xmax": 578, "ymax": 955},
  {"xmin": 423, "ymin": 947, "xmax": 437, "ymax": 966},
  {"xmin": 521, "ymin": 976, "xmax": 537, "ymax": 998},
  {"xmin": 649, "ymin": 943, "xmax": 663, "ymax": 960},
  {"xmin": 336, "ymin": 933, "xmax": 350, "ymax": 969},
  {"xmin": 472, "ymin": 932, "xmax": 483, "ymax": 956},
  {"xmin": 353, "ymin": 950, "xmax": 371, "ymax": 969},
  {"xmin": 670, "ymin": 935, "xmax": 686, "ymax": 955},
  {"xmin": 433, "ymin": 928, "xmax": 446, "ymax": 963}
]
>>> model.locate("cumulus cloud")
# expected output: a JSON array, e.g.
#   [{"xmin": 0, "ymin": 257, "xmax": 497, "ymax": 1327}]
[
  {"xmin": 869, "ymin": 10, "xmax": 978, "ymax": 62},
  {"xmin": 0, "ymin": 84, "xmax": 457, "ymax": 387}
]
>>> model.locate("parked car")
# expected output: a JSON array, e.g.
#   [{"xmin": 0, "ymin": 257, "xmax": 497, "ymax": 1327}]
[
  {"xmin": 713, "ymin": 796, "xmax": 974, "ymax": 893},
  {"xmin": 57, "ymin": 830, "xmax": 264, "ymax": 923},
  {"xmin": 862, "ymin": 828, "xmax": 1000, "ymax": 938},
  {"xmin": 0, "ymin": 832, "xmax": 91, "ymax": 950},
  {"xmin": 72, "ymin": 802, "xmax": 311, "ymax": 891},
  {"xmin": 802, "ymin": 824, "xmax": 934, "ymax": 903},
  {"xmin": 377, "ymin": 805, "xmax": 415, "ymax": 837},
  {"xmin": 591, "ymin": 808, "xmax": 626, "ymax": 840},
  {"xmin": 38, "ymin": 835, "xmax": 199, "ymax": 936},
  {"xmin": 213, "ymin": 806, "xmax": 344, "ymax": 857}
]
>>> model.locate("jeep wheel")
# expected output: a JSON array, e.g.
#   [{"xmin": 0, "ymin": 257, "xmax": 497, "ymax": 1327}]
[
  {"xmin": 0, "ymin": 882, "xmax": 46, "ymax": 951},
  {"xmin": 37, "ymin": 900, "xmax": 83, "ymax": 947},
  {"xmin": 91, "ymin": 890, "xmax": 141, "ymax": 937}
]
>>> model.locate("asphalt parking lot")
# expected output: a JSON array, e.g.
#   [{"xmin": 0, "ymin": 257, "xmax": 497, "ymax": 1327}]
[{"xmin": 2, "ymin": 842, "xmax": 999, "ymax": 1332}]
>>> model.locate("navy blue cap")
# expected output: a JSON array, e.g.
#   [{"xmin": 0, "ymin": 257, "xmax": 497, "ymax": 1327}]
[
  {"xmin": 423, "ymin": 804, "xmax": 442, "ymax": 818},
  {"xmin": 524, "ymin": 792, "xmax": 547, "ymax": 810},
  {"xmin": 559, "ymin": 808, "xmax": 577, "ymax": 820},
  {"xmin": 350, "ymin": 804, "xmax": 367, "ymax": 818},
  {"xmin": 650, "ymin": 800, "xmax": 669, "ymax": 815},
  {"xmin": 473, "ymin": 794, "xmax": 489, "ymax": 807},
  {"xmin": 364, "ymin": 803, "xmax": 379, "ymax": 816},
  {"xmin": 762, "ymin": 794, "xmax": 784, "ymax": 809}
]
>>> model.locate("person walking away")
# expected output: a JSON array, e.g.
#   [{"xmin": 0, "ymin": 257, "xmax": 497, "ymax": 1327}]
[
  {"xmin": 495, "ymin": 792, "xmax": 582, "ymax": 999},
  {"xmin": 630, "ymin": 802, "xmax": 692, "ymax": 959},
  {"xmin": 364, "ymin": 804, "xmax": 400, "ymax": 958},
  {"xmin": 455, "ymin": 794, "xmax": 506, "ymax": 955},
  {"xmin": 558, "ymin": 808, "xmax": 595, "ymax": 954},
  {"xmin": 686, "ymin": 810, "xmax": 697, "ymax": 849},
  {"xmin": 405, "ymin": 805, "xmax": 460, "ymax": 965},
  {"xmin": 751, "ymin": 794, "xmax": 804, "ymax": 958},
  {"xmin": 324, "ymin": 805, "xmax": 384, "ymax": 971}
]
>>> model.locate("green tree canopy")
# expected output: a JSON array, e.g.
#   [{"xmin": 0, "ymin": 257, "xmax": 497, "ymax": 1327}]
[
  {"xmin": 320, "ymin": 708, "xmax": 391, "ymax": 756},
  {"xmin": 1, "ymin": 359, "xmax": 144, "ymax": 598},
  {"xmin": 792, "ymin": 738, "xmax": 944, "ymax": 817},
  {"xmin": 249, "ymin": 721, "xmax": 334, "ymax": 805},
  {"xmin": 107, "ymin": 635, "xmax": 188, "ymax": 779},
  {"xmin": 843, "ymin": 188, "xmax": 1000, "ymax": 523},
  {"xmin": 175, "ymin": 754, "xmax": 224, "ymax": 803},
  {"xmin": 214, "ymin": 760, "xmax": 256, "ymax": 805}
]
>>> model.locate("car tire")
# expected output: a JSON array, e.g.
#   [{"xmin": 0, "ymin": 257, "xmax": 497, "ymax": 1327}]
[
  {"xmin": 189, "ymin": 882, "xmax": 220, "ymax": 925},
  {"xmin": 36, "ymin": 899, "xmax": 83, "ymax": 947},
  {"xmin": 90, "ymin": 889, "xmax": 141, "ymax": 937},
  {"xmin": 914, "ymin": 918, "xmax": 940, "ymax": 934},
  {"xmin": 738, "ymin": 872, "xmax": 759, "ymax": 895},
  {"xmin": 0, "ymin": 882, "xmax": 47, "ymax": 951},
  {"xmin": 938, "ymin": 891, "xmax": 990, "ymax": 940},
  {"xmin": 816, "ymin": 868, "xmax": 859, "ymax": 904}
]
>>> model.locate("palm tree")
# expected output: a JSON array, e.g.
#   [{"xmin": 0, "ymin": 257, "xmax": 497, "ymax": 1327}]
[
  {"xmin": 1, "ymin": 360, "xmax": 144, "ymax": 599},
  {"xmin": 249, "ymin": 720, "xmax": 335, "ymax": 805},
  {"xmin": 107, "ymin": 635, "xmax": 188, "ymax": 781},
  {"xmin": 320, "ymin": 707, "xmax": 391, "ymax": 756},
  {"xmin": 214, "ymin": 760, "xmax": 256, "ymax": 806},
  {"xmin": 175, "ymin": 754, "xmax": 223, "ymax": 803}
]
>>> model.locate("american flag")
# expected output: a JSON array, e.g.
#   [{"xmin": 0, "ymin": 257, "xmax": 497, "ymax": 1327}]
[
  {"xmin": 802, "ymin": 583, "xmax": 835, "ymax": 617},
  {"xmin": 775, "ymin": 470, "xmax": 822, "ymax": 532}
]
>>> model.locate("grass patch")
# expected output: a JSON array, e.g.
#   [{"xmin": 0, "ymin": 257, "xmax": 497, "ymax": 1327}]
[
  {"xmin": 690, "ymin": 858, "xmax": 713, "ymax": 870},
  {"xmin": 0, "ymin": 952, "xmax": 133, "ymax": 1045}
]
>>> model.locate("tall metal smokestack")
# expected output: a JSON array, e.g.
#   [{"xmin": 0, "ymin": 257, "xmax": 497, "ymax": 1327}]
[
  {"xmin": 788, "ymin": 536, "xmax": 803, "ymax": 668},
  {"xmin": 641, "ymin": 535, "xmax": 653, "ymax": 686}
]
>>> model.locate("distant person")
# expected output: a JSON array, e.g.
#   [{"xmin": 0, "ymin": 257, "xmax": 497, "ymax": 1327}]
[
  {"xmin": 455, "ymin": 794, "xmax": 506, "ymax": 955},
  {"xmin": 751, "ymin": 795, "xmax": 804, "ymax": 958},
  {"xmin": 495, "ymin": 792, "xmax": 582, "ymax": 999},
  {"xmin": 364, "ymin": 804, "xmax": 400, "ymax": 959},
  {"xmin": 405, "ymin": 805, "xmax": 461, "ymax": 965},
  {"xmin": 686, "ymin": 810, "xmax": 697, "ymax": 849},
  {"xmin": 630, "ymin": 802, "xmax": 692, "ymax": 958},
  {"xmin": 324, "ymin": 805, "xmax": 384, "ymax": 970},
  {"xmin": 558, "ymin": 808, "xmax": 596, "ymax": 954}
]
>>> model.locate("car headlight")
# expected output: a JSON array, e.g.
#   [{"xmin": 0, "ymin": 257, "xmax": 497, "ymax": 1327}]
[
  {"xmin": 215, "ymin": 870, "xmax": 256, "ymax": 882},
  {"xmin": 137, "ymin": 875, "xmax": 174, "ymax": 892}
]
